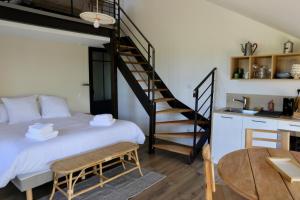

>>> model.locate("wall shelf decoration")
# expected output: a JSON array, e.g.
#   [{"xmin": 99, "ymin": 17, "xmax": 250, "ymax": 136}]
[{"xmin": 231, "ymin": 53, "xmax": 300, "ymax": 80}]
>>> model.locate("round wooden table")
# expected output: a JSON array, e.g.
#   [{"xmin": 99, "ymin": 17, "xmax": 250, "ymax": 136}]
[{"xmin": 218, "ymin": 148, "xmax": 300, "ymax": 200}]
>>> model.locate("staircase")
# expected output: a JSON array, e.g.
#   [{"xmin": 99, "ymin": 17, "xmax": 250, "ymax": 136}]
[{"xmin": 109, "ymin": 0, "xmax": 216, "ymax": 163}]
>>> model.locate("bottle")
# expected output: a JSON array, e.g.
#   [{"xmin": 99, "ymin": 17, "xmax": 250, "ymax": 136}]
[{"xmin": 268, "ymin": 100, "xmax": 274, "ymax": 112}]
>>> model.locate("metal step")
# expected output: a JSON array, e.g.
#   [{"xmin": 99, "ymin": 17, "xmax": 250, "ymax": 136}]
[{"xmin": 153, "ymin": 144, "xmax": 192, "ymax": 156}]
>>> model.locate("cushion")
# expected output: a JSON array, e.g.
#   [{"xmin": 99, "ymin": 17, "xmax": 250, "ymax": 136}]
[
  {"xmin": 2, "ymin": 96, "xmax": 41, "ymax": 124},
  {"xmin": 39, "ymin": 95, "xmax": 71, "ymax": 119},
  {"xmin": 0, "ymin": 104, "xmax": 8, "ymax": 123}
]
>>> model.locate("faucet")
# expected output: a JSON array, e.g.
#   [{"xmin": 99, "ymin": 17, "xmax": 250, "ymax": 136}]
[{"xmin": 233, "ymin": 96, "xmax": 250, "ymax": 110}]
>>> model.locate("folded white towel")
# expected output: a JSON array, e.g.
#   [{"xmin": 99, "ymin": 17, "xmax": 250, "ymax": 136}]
[
  {"xmin": 28, "ymin": 123, "xmax": 54, "ymax": 135},
  {"xmin": 90, "ymin": 119, "xmax": 116, "ymax": 127},
  {"xmin": 93, "ymin": 114, "xmax": 113, "ymax": 122},
  {"xmin": 26, "ymin": 131, "xmax": 59, "ymax": 141}
]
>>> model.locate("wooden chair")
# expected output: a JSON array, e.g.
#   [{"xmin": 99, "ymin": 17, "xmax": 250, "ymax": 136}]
[
  {"xmin": 202, "ymin": 144, "xmax": 245, "ymax": 200},
  {"xmin": 245, "ymin": 129, "xmax": 290, "ymax": 150}
]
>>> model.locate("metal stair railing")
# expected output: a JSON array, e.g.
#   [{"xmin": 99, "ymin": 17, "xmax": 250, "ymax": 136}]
[{"xmin": 192, "ymin": 67, "xmax": 217, "ymax": 156}]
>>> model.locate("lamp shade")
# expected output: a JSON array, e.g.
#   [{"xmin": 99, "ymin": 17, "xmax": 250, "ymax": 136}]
[{"xmin": 80, "ymin": 12, "xmax": 116, "ymax": 25}]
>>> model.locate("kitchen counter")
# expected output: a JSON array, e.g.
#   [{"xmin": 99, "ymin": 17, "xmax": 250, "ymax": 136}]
[
  {"xmin": 214, "ymin": 108, "xmax": 300, "ymax": 123},
  {"xmin": 212, "ymin": 108, "xmax": 300, "ymax": 163}
]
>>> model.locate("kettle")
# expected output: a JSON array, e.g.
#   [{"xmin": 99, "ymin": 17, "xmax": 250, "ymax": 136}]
[{"xmin": 241, "ymin": 41, "xmax": 258, "ymax": 56}]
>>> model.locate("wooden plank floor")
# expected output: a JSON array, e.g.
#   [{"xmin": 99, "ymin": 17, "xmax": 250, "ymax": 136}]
[{"xmin": 0, "ymin": 142, "xmax": 204, "ymax": 200}]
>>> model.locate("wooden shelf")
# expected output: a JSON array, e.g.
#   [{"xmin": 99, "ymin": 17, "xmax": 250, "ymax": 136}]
[{"xmin": 231, "ymin": 53, "xmax": 300, "ymax": 80}]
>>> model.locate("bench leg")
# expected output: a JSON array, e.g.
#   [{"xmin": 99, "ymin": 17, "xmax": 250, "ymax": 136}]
[
  {"xmin": 134, "ymin": 150, "xmax": 143, "ymax": 176},
  {"xmin": 93, "ymin": 166, "xmax": 98, "ymax": 175},
  {"xmin": 49, "ymin": 173, "xmax": 57, "ymax": 200},
  {"xmin": 26, "ymin": 189, "xmax": 33, "ymax": 200},
  {"xmin": 67, "ymin": 173, "xmax": 73, "ymax": 200},
  {"xmin": 120, "ymin": 156, "xmax": 126, "ymax": 170},
  {"xmin": 81, "ymin": 169, "xmax": 86, "ymax": 180},
  {"xmin": 99, "ymin": 163, "xmax": 103, "ymax": 188}
]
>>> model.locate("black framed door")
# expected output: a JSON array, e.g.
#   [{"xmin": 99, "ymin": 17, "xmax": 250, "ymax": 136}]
[{"xmin": 89, "ymin": 47, "xmax": 117, "ymax": 116}]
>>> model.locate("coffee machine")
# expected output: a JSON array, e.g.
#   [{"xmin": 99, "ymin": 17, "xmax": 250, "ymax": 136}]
[{"xmin": 282, "ymin": 98, "xmax": 294, "ymax": 116}]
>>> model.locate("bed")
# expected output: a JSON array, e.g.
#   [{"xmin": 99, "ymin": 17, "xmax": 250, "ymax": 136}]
[{"xmin": 0, "ymin": 113, "xmax": 145, "ymax": 198}]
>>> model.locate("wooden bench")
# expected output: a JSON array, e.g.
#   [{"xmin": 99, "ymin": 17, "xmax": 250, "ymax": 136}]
[{"xmin": 49, "ymin": 142, "xmax": 143, "ymax": 200}]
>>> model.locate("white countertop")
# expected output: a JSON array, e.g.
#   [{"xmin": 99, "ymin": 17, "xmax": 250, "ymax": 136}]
[{"xmin": 214, "ymin": 108, "xmax": 300, "ymax": 123}]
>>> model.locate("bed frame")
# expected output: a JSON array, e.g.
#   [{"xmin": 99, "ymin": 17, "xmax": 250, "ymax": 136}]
[{"xmin": 12, "ymin": 171, "xmax": 53, "ymax": 200}]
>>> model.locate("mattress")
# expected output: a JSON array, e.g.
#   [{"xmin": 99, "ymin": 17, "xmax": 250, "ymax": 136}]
[{"xmin": 0, "ymin": 113, "xmax": 145, "ymax": 188}]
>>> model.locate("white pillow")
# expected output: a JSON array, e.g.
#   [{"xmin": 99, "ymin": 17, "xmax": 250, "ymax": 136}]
[
  {"xmin": 2, "ymin": 96, "xmax": 41, "ymax": 124},
  {"xmin": 39, "ymin": 95, "xmax": 71, "ymax": 119},
  {"xmin": 0, "ymin": 104, "xmax": 8, "ymax": 123}
]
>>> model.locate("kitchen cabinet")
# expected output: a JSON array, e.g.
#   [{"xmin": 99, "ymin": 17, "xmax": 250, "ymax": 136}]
[
  {"xmin": 211, "ymin": 113, "xmax": 243, "ymax": 163},
  {"xmin": 242, "ymin": 117, "xmax": 278, "ymax": 148},
  {"xmin": 278, "ymin": 120, "xmax": 300, "ymax": 132},
  {"xmin": 211, "ymin": 111, "xmax": 300, "ymax": 163}
]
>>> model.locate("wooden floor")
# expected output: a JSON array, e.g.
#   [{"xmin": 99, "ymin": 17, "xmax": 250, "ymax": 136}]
[{"xmin": 0, "ymin": 142, "xmax": 205, "ymax": 200}]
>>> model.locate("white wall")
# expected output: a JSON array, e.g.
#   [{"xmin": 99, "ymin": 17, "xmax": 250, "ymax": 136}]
[
  {"xmin": 118, "ymin": 0, "xmax": 300, "ymax": 133},
  {"xmin": 0, "ymin": 35, "xmax": 90, "ymax": 112}
]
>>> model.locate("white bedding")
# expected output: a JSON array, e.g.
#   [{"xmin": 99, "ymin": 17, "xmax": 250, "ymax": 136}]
[{"xmin": 0, "ymin": 113, "xmax": 145, "ymax": 188}]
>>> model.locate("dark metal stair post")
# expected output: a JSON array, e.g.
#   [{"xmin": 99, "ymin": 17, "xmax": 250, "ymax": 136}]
[{"xmin": 192, "ymin": 67, "xmax": 217, "ymax": 160}]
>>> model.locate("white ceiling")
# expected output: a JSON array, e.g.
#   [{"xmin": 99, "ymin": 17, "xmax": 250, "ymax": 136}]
[
  {"xmin": 0, "ymin": 20, "xmax": 110, "ymax": 47},
  {"xmin": 208, "ymin": 0, "xmax": 300, "ymax": 39}
]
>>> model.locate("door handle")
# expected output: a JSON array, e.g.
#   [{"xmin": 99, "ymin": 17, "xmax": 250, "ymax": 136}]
[
  {"xmin": 289, "ymin": 124, "xmax": 300, "ymax": 128},
  {"xmin": 82, "ymin": 83, "xmax": 90, "ymax": 86},
  {"xmin": 221, "ymin": 116, "xmax": 233, "ymax": 119},
  {"xmin": 252, "ymin": 120, "xmax": 266, "ymax": 123}
]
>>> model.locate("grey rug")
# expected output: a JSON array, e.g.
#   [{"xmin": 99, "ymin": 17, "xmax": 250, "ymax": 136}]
[{"xmin": 39, "ymin": 166, "xmax": 166, "ymax": 200}]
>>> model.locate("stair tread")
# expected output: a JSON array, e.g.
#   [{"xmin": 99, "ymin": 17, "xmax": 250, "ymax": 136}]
[
  {"xmin": 155, "ymin": 132, "xmax": 203, "ymax": 138},
  {"xmin": 120, "ymin": 45, "xmax": 136, "ymax": 49},
  {"xmin": 156, "ymin": 119, "xmax": 209, "ymax": 125},
  {"xmin": 131, "ymin": 70, "xmax": 150, "ymax": 73},
  {"xmin": 144, "ymin": 88, "xmax": 168, "ymax": 92},
  {"xmin": 153, "ymin": 144, "xmax": 192, "ymax": 156},
  {"xmin": 154, "ymin": 98, "xmax": 176, "ymax": 103},
  {"xmin": 125, "ymin": 61, "xmax": 148, "ymax": 65},
  {"xmin": 119, "ymin": 52, "xmax": 142, "ymax": 57},
  {"xmin": 156, "ymin": 108, "xmax": 193, "ymax": 114},
  {"xmin": 137, "ymin": 79, "xmax": 161, "ymax": 82}
]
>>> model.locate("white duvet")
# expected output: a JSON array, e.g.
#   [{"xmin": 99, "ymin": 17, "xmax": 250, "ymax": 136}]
[{"xmin": 0, "ymin": 113, "xmax": 145, "ymax": 188}]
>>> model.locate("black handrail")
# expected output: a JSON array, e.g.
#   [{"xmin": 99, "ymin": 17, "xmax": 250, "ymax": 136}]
[
  {"xmin": 113, "ymin": 0, "xmax": 157, "ymax": 152},
  {"xmin": 193, "ymin": 67, "xmax": 217, "ymax": 93},
  {"xmin": 192, "ymin": 68, "xmax": 217, "ymax": 156}
]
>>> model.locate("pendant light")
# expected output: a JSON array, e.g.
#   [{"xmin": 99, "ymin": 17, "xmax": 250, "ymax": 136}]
[{"xmin": 80, "ymin": 0, "xmax": 116, "ymax": 28}]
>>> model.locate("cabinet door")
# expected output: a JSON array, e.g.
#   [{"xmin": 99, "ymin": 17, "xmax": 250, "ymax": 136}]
[
  {"xmin": 242, "ymin": 117, "xmax": 278, "ymax": 148},
  {"xmin": 278, "ymin": 120, "xmax": 300, "ymax": 132},
  {"xmin": 211, "ymin": 113, "xmax": 243, "ymax": 163}
]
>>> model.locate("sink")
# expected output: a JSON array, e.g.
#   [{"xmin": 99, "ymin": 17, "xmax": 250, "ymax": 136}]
[
  {"xmin": 242, "ymin": 109, "xmax": 259, "ymax": 115},
  {"xmin": 223, "ymin": 108, "xmax": 258, "ymax": 115}
]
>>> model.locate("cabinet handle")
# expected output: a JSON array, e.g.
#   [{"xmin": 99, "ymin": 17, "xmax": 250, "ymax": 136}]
[
  {"xmin": 221, "ymin": 116, "xmax": 233, "ymax": 119},
  {"xmin": 252, "ymin": 120, "xmax": 266, "ymax": 123},
  {"xmin": 289, "ymin": 124, "xmax": 300, "ymax": 128}
]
